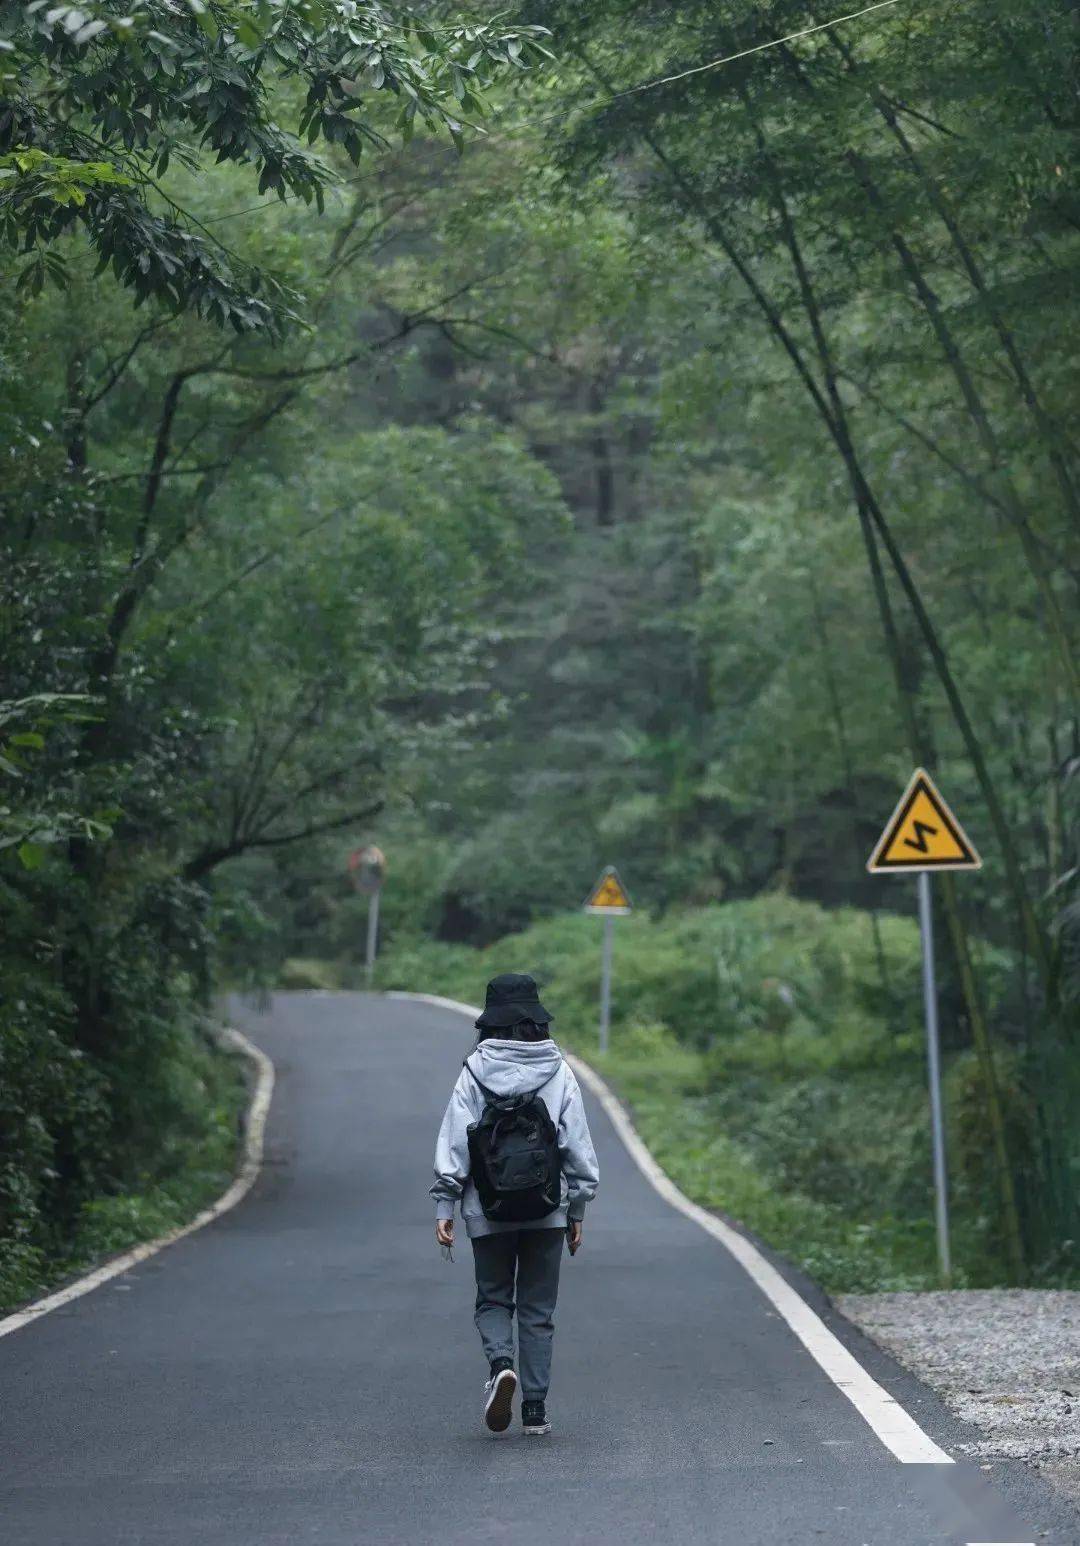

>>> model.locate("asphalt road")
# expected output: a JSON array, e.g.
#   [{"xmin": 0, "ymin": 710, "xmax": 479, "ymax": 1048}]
[{"xmin": 1, "ymin": 991, "xmax": 1073, "ymax": 1544}]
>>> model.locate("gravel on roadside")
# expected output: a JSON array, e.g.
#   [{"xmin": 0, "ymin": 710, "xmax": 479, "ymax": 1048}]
[{"xmin": 837, "ymin": 1289, "xmax": 1080, "ymax": 1506}]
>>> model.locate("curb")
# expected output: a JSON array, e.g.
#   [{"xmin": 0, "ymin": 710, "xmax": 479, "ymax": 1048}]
[{"xmin": 0, "ymin": 1026, "xmax": 274, "ymax": 1340}]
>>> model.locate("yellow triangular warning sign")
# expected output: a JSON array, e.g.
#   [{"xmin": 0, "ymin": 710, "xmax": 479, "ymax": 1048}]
[
  {"xmin": 867, "ymin": 768, "xmax": 981, "ymax": 873},
  {"xmin": 584, "ymin": 866, "xmax": 632, "ymax": 914}
]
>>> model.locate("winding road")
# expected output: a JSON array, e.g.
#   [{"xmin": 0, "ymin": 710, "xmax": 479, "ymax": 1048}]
[{"xmin": 1, "ymin": 991, "xmax": 1073, "ymax": 1544}]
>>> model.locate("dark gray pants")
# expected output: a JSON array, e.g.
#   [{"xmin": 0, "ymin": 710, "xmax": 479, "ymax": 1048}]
[{"xmin": 470, "ymin": 1228, "xmax": 563, "ymax": 1400}]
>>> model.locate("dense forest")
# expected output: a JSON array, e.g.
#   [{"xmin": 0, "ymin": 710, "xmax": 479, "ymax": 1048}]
[{"xmin": 2, "ymin": 0, "xmax": 1077, "ymax": 1305}]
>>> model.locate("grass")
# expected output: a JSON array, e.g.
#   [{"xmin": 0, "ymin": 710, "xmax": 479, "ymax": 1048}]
[
  {"xmin": 366, "ymin": 896, "xmax": 1020, "ymax": 1294},
  {"xmin": 588, "ymin": 1028, "xmax": 939, "ymax": 1293},
  {"xmin": 0, "ymin": 1030, "xmax": 248, "ymax": 1313}
]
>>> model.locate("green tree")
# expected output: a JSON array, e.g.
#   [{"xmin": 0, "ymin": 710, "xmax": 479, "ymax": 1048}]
[{"xmin": 1, "ymin": 0, "xmax": 551, "ymax": 326}]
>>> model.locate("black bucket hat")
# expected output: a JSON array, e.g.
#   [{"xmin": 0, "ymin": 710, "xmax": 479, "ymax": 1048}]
[{"xmin": 475, "ymin": 972, "xmax": 554, "ymax": 1032}]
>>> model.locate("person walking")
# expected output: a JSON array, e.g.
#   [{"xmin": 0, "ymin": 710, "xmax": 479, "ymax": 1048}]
[{"xmin": 431, "ymin": 973, "xmax": 599, "ymax": 1437}]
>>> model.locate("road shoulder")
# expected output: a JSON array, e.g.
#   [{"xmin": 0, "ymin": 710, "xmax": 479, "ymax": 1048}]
[{"xmin": 839, "ymin": 1289, "xmax": 1080, "ymax": 1512}]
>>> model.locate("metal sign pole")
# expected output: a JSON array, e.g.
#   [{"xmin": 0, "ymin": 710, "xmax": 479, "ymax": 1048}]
[
  {"xmin": 365, "ymin": 887, "xmax": 381, "ymax": 989},
  {"xmin": 584, "ymin": 866, "xmax": 631, "ymax": 1053},
  {"xmin": 868, "ymin": 772, "xmax": 976, "ymax": 1287},
  {"xmin": 599, "ymin": 913, "xmax": 615, "ymax": 1054},
  {"xmin": 917, "ymin": 870, "xmax": 951, "ymax": 1285}
]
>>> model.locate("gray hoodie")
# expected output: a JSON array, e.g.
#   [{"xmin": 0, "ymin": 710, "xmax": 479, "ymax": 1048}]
[{"xmin": 431, "ymin": 1036, "xmax": 599, "ymax": 1238}]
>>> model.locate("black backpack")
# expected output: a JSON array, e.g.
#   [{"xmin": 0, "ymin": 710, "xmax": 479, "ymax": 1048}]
[{"xmin": 464, "ymin": 1059, "xmax": 562, "ymax": 1223}]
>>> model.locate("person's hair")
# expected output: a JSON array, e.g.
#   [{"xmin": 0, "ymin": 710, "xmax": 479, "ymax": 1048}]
[{"xmin": 477, "ymin": 1017, "xmax": 550, "ymax": 1043}]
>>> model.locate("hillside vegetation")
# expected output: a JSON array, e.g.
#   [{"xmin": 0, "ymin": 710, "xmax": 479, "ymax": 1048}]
[
  {"xmin": 3, "ymin": 0, "xmax": 1077, "ymax": 1301},
  {"xmin": 366, "ymin": 896, "xmax": 1027, "ymax": 1292}
]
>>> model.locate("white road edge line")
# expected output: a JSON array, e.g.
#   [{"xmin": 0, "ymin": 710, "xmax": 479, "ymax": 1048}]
[
  {"xmin": 0, "ymin": 1027, "xmax": 274, "ymax": 1341},
  {"xmin": 392, "ymin": 989, "xmax": 954, "ymax": 1466}
]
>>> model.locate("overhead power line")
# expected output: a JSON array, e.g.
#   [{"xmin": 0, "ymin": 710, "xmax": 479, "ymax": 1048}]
[{"xmin": 591, "ymin": 0, "xmax": 907, "ymax": 107}]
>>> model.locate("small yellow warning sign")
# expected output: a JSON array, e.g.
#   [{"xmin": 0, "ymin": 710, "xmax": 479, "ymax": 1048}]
[
  {"xmin": 867, "ymin": 768, "xmax": 981, "ymax": 873},
  {"xmin": 584, "ymin": 866, "xmax": 633, "ymax": 914}
]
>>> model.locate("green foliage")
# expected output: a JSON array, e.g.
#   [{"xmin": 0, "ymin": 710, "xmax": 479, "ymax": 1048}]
[
  {"xmin": 375, "ymin": 894, "xmax": 933, "ymax": 1057},
  {"xmin": 620, "ymin": 1078, "xmax": 938, "ymax": 1295},
  {"xmin": 0, "ymin": 0, "xmax": 553, "ymax": 328},
  {"xmin": 278, "ymin": 956, "xmax": 339, "ymax": 990},
  {"xmin": 0, "ymin": 827, "xmax": 248, "ymax": 1309},
  {"xmin": 4, "ymin": 0, "xmax": 1079, "ymax": 1302},
  {"xmin": 0, "ymin": 81, "xmax": 574, "ymax": 1302},
  {"xmin": 0, "ymin": 1021, "xmax": 245, "ymax": 1309},
  {"xmin": 375, "ymin": 895, "xmax": 1033, "ymax": 1290},
  {"xmin": 0, "ymin": 695, "xmax": 116, "ymax": 866},
  {"xmin": 0, "ymin": 947, "xmax": 108, "ymax": 1282}
]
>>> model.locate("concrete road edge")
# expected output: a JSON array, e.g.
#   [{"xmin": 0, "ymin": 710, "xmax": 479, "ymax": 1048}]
[{"xmin": 0, "ymin": 1026, "xmax": 274, "ymax": 1340}]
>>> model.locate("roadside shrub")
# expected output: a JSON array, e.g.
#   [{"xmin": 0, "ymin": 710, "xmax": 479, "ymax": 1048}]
[
  {"xmin": 278, "ymin": 957, "xmax": 341, "ymax": 991},
  {"xmin": 375, "ymin": 895, "xmax": 1026, "ymax": 1289},
  {"xmin": 0, "ymin": 867, "xmax": 247, "ymax": 1311},
  {"xmin": 0, "ymin": 872, "xmax": 113, "ymax": 1288}
]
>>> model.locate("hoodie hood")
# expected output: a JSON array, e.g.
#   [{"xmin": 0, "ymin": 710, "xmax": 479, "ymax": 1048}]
[{"xmin": 464, "ymin": 1036, "xmax": 563, "ymax": 1098}]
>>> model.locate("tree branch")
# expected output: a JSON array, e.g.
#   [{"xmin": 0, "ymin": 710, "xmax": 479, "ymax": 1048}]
[
  {"xmin": 83, "ymin": 318, "xmax": 176, "ymax": 416},
  {"xmin": 183, "ymin": 800, "xmax": 383, "ymax": 881}
]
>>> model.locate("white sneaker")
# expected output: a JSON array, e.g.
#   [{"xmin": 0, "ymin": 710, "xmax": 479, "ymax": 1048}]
[{"xmin": 483, "ymin": 1366, "xmax": 517, "ymax": 1433}]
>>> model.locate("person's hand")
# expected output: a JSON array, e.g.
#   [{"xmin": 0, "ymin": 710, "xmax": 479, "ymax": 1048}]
[
  {"xmin": 435, "ymin": 1217, "xmax": 454, "ymax": 1249},
  {"xmin": 567, "ymin": 1220, "xmax": 583, "ymax": 1256}
]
